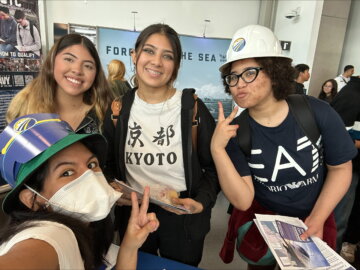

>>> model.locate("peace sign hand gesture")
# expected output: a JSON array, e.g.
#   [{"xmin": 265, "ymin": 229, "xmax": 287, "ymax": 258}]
[
  {"xmin": 116, "ymin": 187, "xmax": 159, "ymax": 270},
  {"xmin": 211, "ymin": 102, "xmax": 239, "ymax": 152},
  {"xmin": 121, "ymin": 187, "xmax": 159, "ymax": 250}
]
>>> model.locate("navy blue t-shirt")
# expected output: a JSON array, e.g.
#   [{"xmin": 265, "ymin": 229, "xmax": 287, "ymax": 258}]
[{"xmin": 227, "ymin": 96, "xmax": 357, "ymax": 218}]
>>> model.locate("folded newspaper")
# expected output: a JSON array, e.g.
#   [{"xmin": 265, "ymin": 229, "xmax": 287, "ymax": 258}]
[
  {"xmin": 114, "ymin": 180, "xmax": 191, "ymax": 214},
  {"xmin": 254, "ymin": 214, "xmax": 355, "ymax": 270}
]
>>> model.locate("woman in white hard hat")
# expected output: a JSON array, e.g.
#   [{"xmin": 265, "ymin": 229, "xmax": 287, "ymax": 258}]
[
  {"xmin": 0, "ymin": 113, "xmax": 159, "ymax": 270},
  {"xmin": 211, "ymin": 25, "xmax": 356, "ymax": 269}
]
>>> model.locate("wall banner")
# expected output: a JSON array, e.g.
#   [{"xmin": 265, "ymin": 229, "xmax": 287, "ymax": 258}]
[
  {"xmin": 0, "ymin": 0, "xmax": 42, "ymax": 135},
  {"xmin": 98, "ymin": 27, "xmax": 232, "ymax": 119},
  {"xmin": 0, "ymin": 1, "xmax": 42, "ymax": 90}
]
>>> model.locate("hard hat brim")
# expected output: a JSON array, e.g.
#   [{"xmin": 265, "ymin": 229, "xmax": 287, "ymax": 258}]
[{"xmin": 219, "ymin": 54, "xmax": 291, "ymax": 72}]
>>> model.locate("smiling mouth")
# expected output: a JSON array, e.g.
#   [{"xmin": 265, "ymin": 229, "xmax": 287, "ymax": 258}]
[
  {"xmin": 66, "ymin": 76, "xmax": 81, "ymax": 85},
  {"xmin": 146, "ymin": 68, "xmax": 162, "ymax": 76}
]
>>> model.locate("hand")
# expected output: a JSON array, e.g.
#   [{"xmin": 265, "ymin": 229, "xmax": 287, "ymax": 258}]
[
  {"xmin": 300, "ymin": 215, "xmax": 324, "ymax": 240},
  {"xmin": 161, "ymin": 197, "xmax": 203, "ymax": 215},
  {"xmin": 121, "ymin": 187, "xmax": 159, "ymax": 250},
  {"xmin": 110, "ymin": 180, "xmax": 140, "ymax": 206},
  {"xmin": 211, "ymin": 102, "xmax": 239, "ymax": 152}
]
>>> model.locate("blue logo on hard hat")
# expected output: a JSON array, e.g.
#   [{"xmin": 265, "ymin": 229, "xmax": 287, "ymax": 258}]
[
  {"xmin": 232, "ymin": 38, "xmax": 246, "ymax": 52},
  {"xmin": 13, "ymin": 117, "xmax": 37, "ymax": 132}
]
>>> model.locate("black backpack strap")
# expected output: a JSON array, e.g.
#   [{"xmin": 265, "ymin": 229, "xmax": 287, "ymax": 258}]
[
  {"xmin": 234, "ymin": 109, "xmax": 251, "ymax": 158},
  {"xmin": 30, "ymin": 20, "xmax": 34, "ymax": 41},
  {"xmin": 182, "ymin": 88, "xmax": 198, "ymax": 150},
  {"xmin": 235, "ymin": 95, "xmax": 320, "ymax": 156},
  {"xmin": 18, "ymin": 21, "xmax": 35, "ymax": 44},
  {"xmin": 286, "ymin": 94, "xmax": 320, "ymax": 148}
]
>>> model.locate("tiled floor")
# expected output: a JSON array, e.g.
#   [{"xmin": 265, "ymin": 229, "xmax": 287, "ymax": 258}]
[{"xmin": 199, "ymin": 192, "xmax": 248, "ymax": 270}]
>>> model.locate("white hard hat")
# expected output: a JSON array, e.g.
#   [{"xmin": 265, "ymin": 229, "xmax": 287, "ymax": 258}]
[{"xmin": 219, "ymin": 24, "xmax": 290, "ymax": 72}]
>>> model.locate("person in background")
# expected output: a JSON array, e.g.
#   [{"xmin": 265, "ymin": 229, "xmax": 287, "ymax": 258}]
[
  {"xmin": 334, "ymin": 65, "xmax": 354, "ymax": 92},
  {"xmin": 212, "ymin": 24, "xmax": 356, "ymax": 270},
  {"xmin": 0, "ymin": 113, "xmax": 159, "ymax": 270},
  {"xmin": 14, "ymin": 9, "xmax": 41, "ymax": 57},
  {"xmin": 107, "ymin": 59, "xmax": 131, "ymax": 100},
  {"xmin": 331, "ymin": 75, "xmax": 360, "ymax": 262},
  {"xmin": 0, "ymin": 6, "xmax": 17, "ymax": 52},
  {"xmin": 294, "ymin": 63, "xmax": 310, "ymax": 95},
  {"xmin": 103, "ymin": 23, "xmax": 219, "ymax": 266},
  {"xmin": 318, "ymin": 79, "xmax": 337, "ymax": 103},
  {"xmin": 6, "ymin": 34, "xmax": 113, "ymax": 133}
]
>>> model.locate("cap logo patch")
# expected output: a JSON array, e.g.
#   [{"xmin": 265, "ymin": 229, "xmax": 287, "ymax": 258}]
[{"xmin": 232, "ymin": 38, "xmax": 246, "ymax": 52}]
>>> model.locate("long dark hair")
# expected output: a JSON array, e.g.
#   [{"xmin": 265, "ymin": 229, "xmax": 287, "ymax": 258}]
[
  {"xmin": 0, "ymin": 161, "xmax": 114, "ymax": 269},
  {"xmin": 318, "ymin": 79, "xmax": 337, "ymax": 101},
  {"xmin": 132, "ymin": 23, "xmax": 182, "ymax": 87}
]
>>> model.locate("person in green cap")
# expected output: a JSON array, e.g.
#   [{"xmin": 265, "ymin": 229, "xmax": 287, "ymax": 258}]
[{"xmin": 0, "ymin": 113, "xmax": 159, "ymax": 270}]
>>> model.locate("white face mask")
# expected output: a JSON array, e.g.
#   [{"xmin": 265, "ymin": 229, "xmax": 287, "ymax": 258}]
[{"xmin": 25, "ymin": 170, "xmax": 122, "ymax": 222}]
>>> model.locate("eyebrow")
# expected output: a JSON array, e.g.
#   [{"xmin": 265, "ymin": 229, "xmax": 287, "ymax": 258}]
[
  {"xmin": 52, "ymin": 154, "xmax": 98, "ymax": 171},
  {"xmin": 230, "ymin": 66, "xmax": 256, "ymax": 74},
  {"xmin": 143, "ymin": 43, "xmax": 174, "ymax": 55},
  {"xmin": 62, "ymin": 52, "xmax": 95, "ymax": 65}
]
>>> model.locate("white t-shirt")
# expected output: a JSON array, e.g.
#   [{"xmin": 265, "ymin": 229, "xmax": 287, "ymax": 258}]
[
  {"xmin": 0, "ymin": 220, "xmax": 84, "ymax": 270},
  {"xmin": 125, "ymin": 90, "xmax": 186, "ymax": 194},
  {"xmin": 334, "ymin": 74, "xmax": 350, "ymax": 92}
]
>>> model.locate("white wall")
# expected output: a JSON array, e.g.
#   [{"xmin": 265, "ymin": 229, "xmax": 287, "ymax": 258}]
[
  {"xmin": 272, "ymin": 0, "xmax": 324, "ymax": 92},
  {"xmin": 44, "ymin": 0, "xmax": 261, "ymax": 50},
  {"xmin": 43, "ymin": 0, "xmax": 360, "ymax": 89},
  {"xmin": 307, "ymin": 0, "xmax": 351, "ymax": 96},
  {"xmin": 273, "ymin": 0, "xmax": 322, "ymax": 65},
  {"xmin": 339, "ymin": 0, "xmax": 360, "ymax": 76}
]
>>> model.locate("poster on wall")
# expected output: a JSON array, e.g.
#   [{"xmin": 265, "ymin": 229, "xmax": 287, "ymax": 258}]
[
  {"xmin": 98, "ymin": 27, "xmax": 232, "ymax": 119},
  {"xmin": 0, "ymin": 0, "xmax": 42, "ymax": 134}
]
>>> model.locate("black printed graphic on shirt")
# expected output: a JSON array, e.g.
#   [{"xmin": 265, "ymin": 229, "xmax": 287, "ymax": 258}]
[{"xmin": 126, "ymin": 121, "xmax": 178, "ymax": 166}]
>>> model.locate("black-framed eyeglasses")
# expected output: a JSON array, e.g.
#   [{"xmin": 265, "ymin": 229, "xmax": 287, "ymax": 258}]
[{"xmin": 224, "ymin": 67, "xmax": 263, "ymax": 87}]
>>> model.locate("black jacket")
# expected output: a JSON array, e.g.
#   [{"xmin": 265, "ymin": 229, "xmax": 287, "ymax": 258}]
[
  {"xmin": 294, "ymin": 82, "xmax": 306, "ymax": 95},
  {"xmin": 103, "ymin": 88, "xmax": 219, "ymax": 210},
  {"xmin": 76, "ymin": 110, "xmax": 100, "ymax": 134},
  {"xmin": 331, "ymin": 76, "xmax": 360, "ymax": 170}
]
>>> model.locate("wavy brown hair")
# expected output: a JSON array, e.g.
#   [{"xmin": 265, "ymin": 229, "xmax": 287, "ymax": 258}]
[
  {"xmin": 221, "ymin": 57, "xmax": 295, "ymax": 100},
  {"xmin": 6, "ymin": 34, "xmax": 113, "ymax": 127}
]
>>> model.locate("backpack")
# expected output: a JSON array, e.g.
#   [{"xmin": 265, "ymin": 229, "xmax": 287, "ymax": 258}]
[
  {"xmin": 18, "ymin": 20, "xmax": 37, "ymax": 43},
  {"xmin": 110, "ymin": 88, "xmax": 199, "ymax": 149}
]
